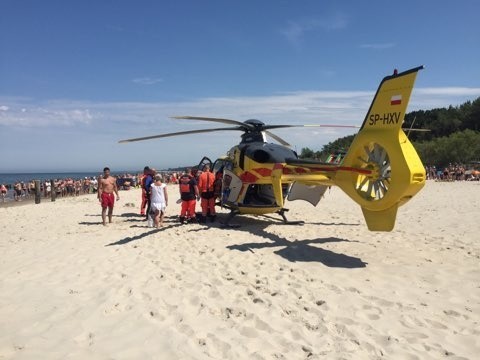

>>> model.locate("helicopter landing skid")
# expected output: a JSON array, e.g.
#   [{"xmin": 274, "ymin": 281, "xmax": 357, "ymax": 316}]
[{"xmin": 277, "ymin": 208, "xmax": 304, "ymax": 225}]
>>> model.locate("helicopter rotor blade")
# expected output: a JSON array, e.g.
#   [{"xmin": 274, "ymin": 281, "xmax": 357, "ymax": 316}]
[
  {"xmin": 172, "ymin": 117, "xmax": 364, "ymax": 132},
  {"xmin": 263, "ymin": 124, "xmax": 360, "ymax": 130},
  {"xmin": 119, "ymin": 126, "xmax": 244, "ymax": 143},
  {"xmin": 401, "ymin": 128, "xmax": 430, "ymax": 132},
  {"xmin": 171, "ymin": 116, "xmax": 250, "ymax": 128},
  {"xmin": 264, "ymin": 130, "xmax": 291, "ymax": 147}
]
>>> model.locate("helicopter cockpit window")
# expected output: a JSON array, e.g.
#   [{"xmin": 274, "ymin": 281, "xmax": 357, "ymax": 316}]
[{"xmin": 213, "ymin": 159, "xmax": 233, "ymax": 174}]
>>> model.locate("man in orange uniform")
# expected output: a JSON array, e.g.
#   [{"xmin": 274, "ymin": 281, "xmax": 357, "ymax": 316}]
[
  {"xmin": 197, "ymin": 164, "xmax": 216, "ymax": 223},
  {"xmin": 178, "ymin": 168, "xmax": 199, "ymax": 224}
]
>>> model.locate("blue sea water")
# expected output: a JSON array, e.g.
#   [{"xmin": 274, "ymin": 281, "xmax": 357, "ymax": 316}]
[
  {"xmin": 0, "ymin": 171, "xmax": 135, "ymax": 186},
  {"xmin": 0, "ymin": 172, "xmax": 98, "ymax": 186}
]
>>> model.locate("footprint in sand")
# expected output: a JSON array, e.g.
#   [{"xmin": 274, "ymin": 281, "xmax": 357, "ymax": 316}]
[
  {"xmin": 424, "ymin": 318, "xmax": 448, "ymax": 330},
  {"xmin": 443, "ymin": 309, "xmax": 462, "ymax": 317},
  {"xmin": 358, "ymin": 304, "xmax": 383, "ymax": 320},
  {"xmin": 364, "ymin": 295, "xmax": 395, "ymax": 307},
  {"xmin": 246, "ymin": 288, "xmax": 270, "ymax": 307},
  {"xmin": 304, "ymin": 320, "xmax": 328, "ymax": 333},
  {"xmin": 73, "ymin": 332, "xmax": 95, "ymax": 347},
  {"xmin": 238, "ymin": 326, "xmax": 259, "ymax": 338},
  {"xmin": 399, "ymin": 314, "xmax": 426, "ymax": 329},
  {"xmin": 141, "ymin": 292, "xmax": 152, "ymax": 301},
  {"xmin": 252, "ymin": 315, "xmax": 275, "ymax": 333},
  {"xmin": 178, "ymin": 323, "xmax": 195, "ymax": 337},
  {"xmin": 205, "ymin": 333, "xmax": 232, "ymax": 358}
]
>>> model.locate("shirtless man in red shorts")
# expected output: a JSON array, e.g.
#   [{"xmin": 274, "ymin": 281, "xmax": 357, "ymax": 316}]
[{"xmin": 98, "ymin": 167, "xmax": 120, "ymax": 226}]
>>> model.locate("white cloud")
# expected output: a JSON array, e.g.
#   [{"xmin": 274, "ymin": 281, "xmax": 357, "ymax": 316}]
[
  {"xmin": 0, "ymin": 87, "xmax": 478, "ymax": 149},
  {"xmin": 415, "ymin": 87, "xmax": 480, "ymax": 96},
  {"xmin": 2, "ymin": 87, "xmax": 479, "ymax": 131},
  {"xmin": 0, "ymin": 105, "xmax": 93, "ymax": 127},
  {"xmin": 132, "ymin": 77, "xmax": 163, "ymax": 85}
]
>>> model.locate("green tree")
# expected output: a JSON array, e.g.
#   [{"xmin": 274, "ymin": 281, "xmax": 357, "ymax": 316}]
[
  {"xmin": 414, "ymin": 130, "xmax": 480, "ymax": 167},
  {"xmin": 463, "ymin": 98, "xmax": 480, "ymax": 131},
  {"xmin": 299, "ymin": 147, "xmax": 315, "ymax": 159}
]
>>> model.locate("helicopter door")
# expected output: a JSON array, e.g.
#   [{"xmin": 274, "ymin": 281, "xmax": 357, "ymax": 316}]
[
  {"xmin": 222, "ymin": 169, "xmax": 242, "ymax": 205},
  {"xmin": 287, "ymin": 182, "xmax": 328, "ymax": 206},
  {"xmin": 197, "ymin": 156, "xmax": 213, "ymax": 171}
]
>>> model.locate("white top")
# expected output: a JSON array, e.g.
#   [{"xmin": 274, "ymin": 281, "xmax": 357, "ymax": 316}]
[{"xmin": 150, "ymin": 184, "xmax": 167, "ymax": 210}]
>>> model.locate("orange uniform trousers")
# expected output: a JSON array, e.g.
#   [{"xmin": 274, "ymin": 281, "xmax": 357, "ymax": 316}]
[
  {"xmin": 180, "ymin": 199, "xmax": 196, "ymax": 219},
  {"xmin": 201, "ymin": 197, "xmax": 216, "ymax": 217}
]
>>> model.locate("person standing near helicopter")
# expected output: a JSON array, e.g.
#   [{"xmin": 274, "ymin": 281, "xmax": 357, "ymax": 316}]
[
  {"xmin": 178, "ymin": 168, "xmax": 199, "ymax": 224},
  {"xmin": 141, "ymin": 166, "xmax": 154, "ymax": 219},
  {"xmin": 198, "ymin": 164, "xmax": 216, "ymax": 223}
]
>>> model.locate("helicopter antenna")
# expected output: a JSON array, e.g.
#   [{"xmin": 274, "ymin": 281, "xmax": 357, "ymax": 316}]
[{"xmin": 407, "ymin": 116, "xmax": 416, "ymax": 138}]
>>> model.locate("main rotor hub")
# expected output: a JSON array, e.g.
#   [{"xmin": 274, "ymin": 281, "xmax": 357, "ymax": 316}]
[{"xmin": 243, "ymin": 119, "xmax": 265, "ymax": 130}]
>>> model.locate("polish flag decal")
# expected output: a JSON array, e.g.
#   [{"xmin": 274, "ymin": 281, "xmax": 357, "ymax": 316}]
[{"xmin": 391, "ymin": 95, "xmax": 402, "ymax": 105}]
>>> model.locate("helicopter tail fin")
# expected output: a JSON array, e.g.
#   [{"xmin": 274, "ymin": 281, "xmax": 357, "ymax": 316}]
[{"xmin": 335, "ymin": 66, "xmax": 426, "ymax": 231}]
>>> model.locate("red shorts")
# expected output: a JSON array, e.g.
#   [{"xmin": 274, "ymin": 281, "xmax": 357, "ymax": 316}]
[{"xmin": 101, "ymin": 192, "xmax": 115, "ymax": 209}]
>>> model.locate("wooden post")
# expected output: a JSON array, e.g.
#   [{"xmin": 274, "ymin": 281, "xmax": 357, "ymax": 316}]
[
  {"xmin": 34, "ymin": 180, "xmax": 41, "ymax": 204},
  {"xmin": 50, "ymin": 179, "xmax": 56, "ymax": 202}
]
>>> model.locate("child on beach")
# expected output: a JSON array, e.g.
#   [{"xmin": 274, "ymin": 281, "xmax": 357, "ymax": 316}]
[{"xmin": 149, "ymin": 174, "xmax": 168, "ymax": 228}]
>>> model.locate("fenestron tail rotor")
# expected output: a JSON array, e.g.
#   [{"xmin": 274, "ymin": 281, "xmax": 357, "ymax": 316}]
[{"xmin": 355, "ymin": 143, "xmax": 391, "ymax": 201}]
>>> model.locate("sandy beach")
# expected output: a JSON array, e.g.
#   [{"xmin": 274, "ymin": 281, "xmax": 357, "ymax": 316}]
[{"xmin": 0, "ymin": 181, "xmax": 479, "ymax": 359}]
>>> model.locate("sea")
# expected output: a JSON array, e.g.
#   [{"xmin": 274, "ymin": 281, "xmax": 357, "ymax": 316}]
[{"xmin": 0, "ymin": 171, "xmax": 135, "ymax": 186}]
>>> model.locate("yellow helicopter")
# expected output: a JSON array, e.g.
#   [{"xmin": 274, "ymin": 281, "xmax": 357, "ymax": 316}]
[{"xmin": 120, "ymin": 66, "xmax": 426, "ymax": 231}]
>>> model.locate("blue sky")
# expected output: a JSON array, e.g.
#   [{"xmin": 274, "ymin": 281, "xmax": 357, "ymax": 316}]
[{"xmin": 1, "ymin": 0, "xmax": 479, "ymax": 172}]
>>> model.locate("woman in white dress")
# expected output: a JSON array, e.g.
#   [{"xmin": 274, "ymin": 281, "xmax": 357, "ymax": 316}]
[{"xmin": 150, "ymin": 174, "xmax": 168, "ymax": 228}]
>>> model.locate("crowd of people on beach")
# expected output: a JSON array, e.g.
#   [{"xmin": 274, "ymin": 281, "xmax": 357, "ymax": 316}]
[
  {"xmin": 0, "ymin": 172, "xmax": 181, "ymax": 203},
  {"xmin": 425, "ymin": 163, "xmax": 480, "ymax": 181}
]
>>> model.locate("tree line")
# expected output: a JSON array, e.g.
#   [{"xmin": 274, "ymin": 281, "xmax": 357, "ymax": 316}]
[{"xmin": 299, "ymin": 97, "xmax": 480, "ymax": 167}]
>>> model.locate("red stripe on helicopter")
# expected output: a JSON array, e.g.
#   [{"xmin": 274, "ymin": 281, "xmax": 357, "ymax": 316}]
[
  {"xmin": 294, "ymin": 167, "xmax": 307, "ymax": 173},
  {"xmin": 284, "ymin": 165, "xmax": 372, "ymax": 175},
  {"xmin": 309, "ymin": 166, "xmax": 372, "ymax": 175},
  {"xmin": 253, "ymin": 168, "xmax": 272, "ymax": 177},
  {"xmin": 240, "ymin": 171, "xmax": 259, "ymax": 183}
]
